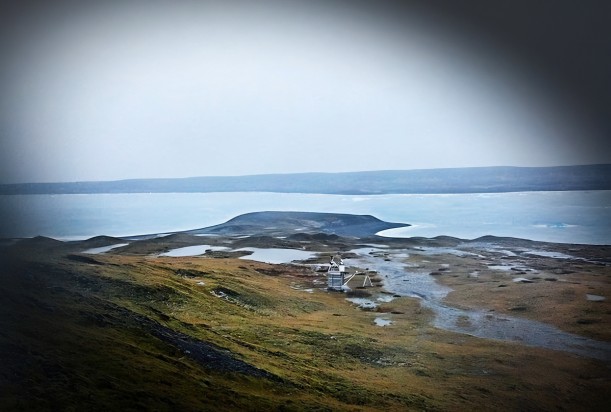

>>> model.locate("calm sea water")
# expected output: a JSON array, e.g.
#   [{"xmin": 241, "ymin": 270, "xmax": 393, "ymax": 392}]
[{"xmin": 0, "ymin": 191, "xmax": 610, "ymax": 244}]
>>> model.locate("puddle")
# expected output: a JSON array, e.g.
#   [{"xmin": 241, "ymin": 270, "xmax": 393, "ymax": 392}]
[
  {"xmin": 414, "ymin": 247, "xmax": 483, "ymax": 258},
  {"xmin": 513, "ymin": 277, "xmax": 534, "ymax": 283},
  {"xmin": 291, "ymin": 285, "xmax": 314, "ymax": 293},
  {"xmin": 488, "ymin": 264, "xmax": 532, "ymax": 272},
  {"xmin": 83, "ymin": 243, "xmax": 129, "ymax": 254},
  {"xmin": 586, "ymin": 294, "xmax": 605, "ymax": 302},
  {"xmin": 496, "ymin": 250, "xmax": 517, "ymax": 256},
  {"xmin": 348, "ymin": 247, "xmax": 388, "ymax": 256},
  {"xmin": 488, "ymin": 265, "xmax": 515, "ymax": 271},
  {"xmin": 346, "ymin": 298, "xmax": 378, "ymax": 309},
  {"xmin": 160, "ymin": 245, "xmax": 229, "ymax": 257},
  {"xmin": 376, "ymin": 295, "xmax": 396, "ymax": 303},
  {"xmin": 374, "ymin": 317, "xmax": 392, "ymax": 327},
  {"xmin": 522, "ymin": 250, "xmax": 575, "ymax": 259},
  {"xmin": 237, "ymin": 248, "xmax": 316, "ymax": 264}
]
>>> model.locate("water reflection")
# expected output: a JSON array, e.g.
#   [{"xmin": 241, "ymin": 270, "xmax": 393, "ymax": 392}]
[{"xmin": 350, "ymin": 249, "xmax": 611, "ymax": 361}]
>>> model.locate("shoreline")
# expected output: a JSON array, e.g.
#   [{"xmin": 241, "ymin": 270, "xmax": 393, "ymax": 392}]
[
  {"xmin": 2, "ymin": 225, "xmax": 610, "ymax": 410},
  {"xmin": 86, "ymin": 230, "xmax": 611, "ymax": 355},
  {"xmin": 5, "ymin": 216, "xmax": 611, "ymax": 357},
  {"xmin": 2, "ymin": 190, "xmax": 610, "ymax": 244}
]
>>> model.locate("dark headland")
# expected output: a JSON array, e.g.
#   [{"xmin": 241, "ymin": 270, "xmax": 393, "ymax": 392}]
[{"xmin": 185, "ymin": 211, "xmax": 409, "ymax": 237}]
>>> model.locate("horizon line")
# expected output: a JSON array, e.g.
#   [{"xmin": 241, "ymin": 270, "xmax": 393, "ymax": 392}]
[{"xmin": 3, "ymin": 163, "xmax": 610, "ymax": 186}]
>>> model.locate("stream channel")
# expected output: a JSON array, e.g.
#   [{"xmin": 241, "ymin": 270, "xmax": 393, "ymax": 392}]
[{"xmin": 349, "ymin": 249, "xmax": 611, "ymax": 362}]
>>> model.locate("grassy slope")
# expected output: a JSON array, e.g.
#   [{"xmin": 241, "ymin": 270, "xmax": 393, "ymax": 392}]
[{"xmin": 1, "ymin": 245, "xmax": 609, "ymax": 411}]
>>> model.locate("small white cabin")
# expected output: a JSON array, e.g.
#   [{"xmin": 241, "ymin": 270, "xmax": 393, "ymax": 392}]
[{"xmin": 327, "ymin": 256, "xmax": 347, "ymax": 291}]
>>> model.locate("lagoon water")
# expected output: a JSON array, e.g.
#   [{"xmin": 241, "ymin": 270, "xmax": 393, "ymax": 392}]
[
  {"xmin": 82, "ymin": 243, "xmax": 129, "ymax": 254},
  {"xmin": 160, "ymin": 245, "xmax": 229, "ymax": 257},
  {"xmin": 1, "ymin": 191, "xmax": 610, "ymax": 244},
  {"xmin": 237, "ymin": 247, "xmax": 316, "ymax": 264}
]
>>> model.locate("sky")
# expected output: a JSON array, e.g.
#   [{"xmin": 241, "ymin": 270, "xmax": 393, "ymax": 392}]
[{"xmin": 1, "ymin": 0, "xmax": 610, "ymax": 184}]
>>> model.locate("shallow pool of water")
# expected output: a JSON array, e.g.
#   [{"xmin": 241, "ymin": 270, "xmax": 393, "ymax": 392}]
[
  {"xmin": 522, "ymin": 250, "xmax": 576, "ymax": 259},
  {"xmin": 374, "ymin": 317, "xmax": 392, "ymax": 327},
  {"xmin": 346, "ymin": 298, "xmax": 378, "ymax": 309},
  {"xmin": 237, "ymin": 248, "xmax": 316, "ymax": 264},
  {"xmin": 83, "ymin": 243, "xmax": 129, "ymax": 254},
  {"xmin": 160, "ymin": 245, "xmax": 228, "ymax": 257}
]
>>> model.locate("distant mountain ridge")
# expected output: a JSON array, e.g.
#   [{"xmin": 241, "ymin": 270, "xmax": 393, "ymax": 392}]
[{"xmin": 2, "ymin": 165, "xmax": 610, "ymax": 195}]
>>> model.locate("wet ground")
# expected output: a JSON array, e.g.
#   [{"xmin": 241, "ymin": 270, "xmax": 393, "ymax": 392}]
[
  {"xmin": 73, "ymin": 231, "xmax": 611, "ymax": 361},
  {"xmin": 345, "ymin": 244, "xmax": 611, "ymax": 361}
]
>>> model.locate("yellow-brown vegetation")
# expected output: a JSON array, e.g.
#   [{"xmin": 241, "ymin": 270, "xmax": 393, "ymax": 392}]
[{"xmin": 0, "ymin": 242, "xmax": 609, "ymax": 411}]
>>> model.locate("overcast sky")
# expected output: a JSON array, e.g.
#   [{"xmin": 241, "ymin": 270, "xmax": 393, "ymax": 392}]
[{"xmin": 1, "ymin": 0, "xmax": 609, "ymax": 183}]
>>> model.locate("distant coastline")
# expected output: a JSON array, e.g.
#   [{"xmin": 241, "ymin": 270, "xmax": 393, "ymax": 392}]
[
  {"xmin": 1, "ymin": 191, "xmax": 609, "ymax": 244},
  {"xmin": 2, "ymin": 164, "xmax": 610, "ymax": 195}
]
